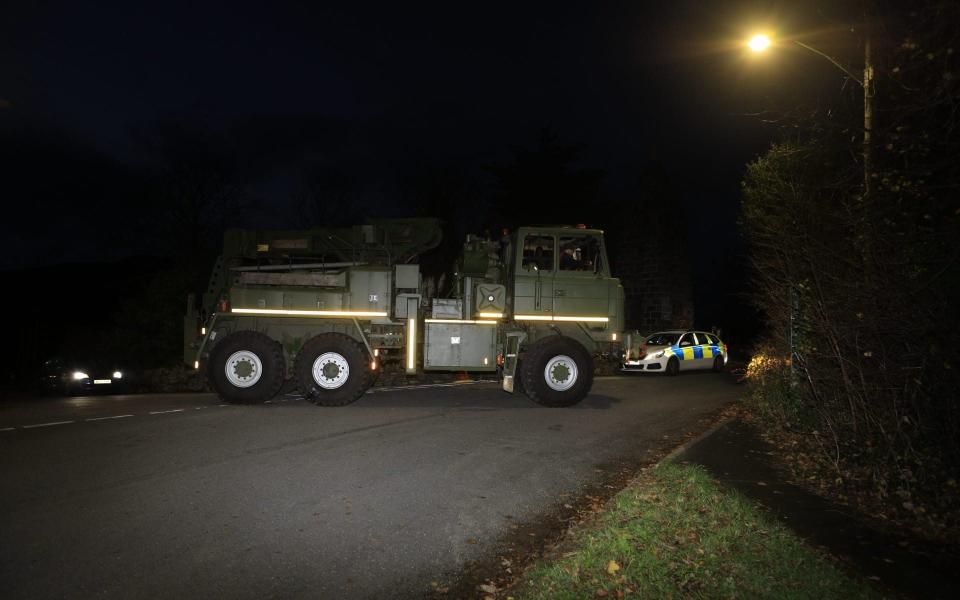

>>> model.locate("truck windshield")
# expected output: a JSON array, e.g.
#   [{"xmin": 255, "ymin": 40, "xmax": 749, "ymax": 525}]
[
  {"xmin": 521, "ymin": 235, "xmax": 554, "ymax": 271},
  {"xmin": 645, "ymin": 333, "xmax": 680, "ymax": 346},
  {"xmin": 558, "ymin": 234, "xmax": 602, "ymax": 273}
]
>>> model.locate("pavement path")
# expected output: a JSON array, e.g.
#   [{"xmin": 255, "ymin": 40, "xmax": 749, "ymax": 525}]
[
  {"xmin": 677, "ymin": 419, "xmax": 960, "ymax": 600},
  {"xmin": 1, "ymin": 373, "xmax": 738, "ymax": 599}
]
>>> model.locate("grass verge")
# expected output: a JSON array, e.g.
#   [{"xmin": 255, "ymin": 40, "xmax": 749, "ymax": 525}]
[{"xmin": 508, "ymin": 461, "xmax": 879, "ymax": 599}]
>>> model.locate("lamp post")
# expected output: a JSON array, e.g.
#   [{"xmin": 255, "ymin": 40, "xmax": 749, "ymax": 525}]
[
  {"xmin": 747, "ymin": 31, "xmax": 877, "ymax": 379},
  {"xmin": 747, "ymin": 33, "xmax": 874, "ymax": 198}
]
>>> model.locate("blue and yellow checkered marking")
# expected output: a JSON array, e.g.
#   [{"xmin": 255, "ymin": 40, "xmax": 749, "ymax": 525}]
[{"xmin": 672, "ymin": 344, "xmax": 721, "ymax": 360}]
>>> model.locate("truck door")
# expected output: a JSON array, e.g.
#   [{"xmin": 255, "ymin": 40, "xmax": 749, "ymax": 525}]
[
  {"xmin": 553, "ymin": 233, "xmax": 610, "ymax": 321},
  {"xmin": 513, "ymin": 233, "xmax": 555, "ymax": 318}
]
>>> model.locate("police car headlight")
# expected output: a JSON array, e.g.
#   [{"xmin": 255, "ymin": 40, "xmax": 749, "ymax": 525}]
[
  {"xmin": 113, "ymin": 371, "xmax": 123, "ymax": 379},
  {"xmin": 72, "ymin": 371, "xmax": 89, "ymax": 380},
  {"xmin": 655, "ymin": 350, "xmax": 665, "ymax": 358}
]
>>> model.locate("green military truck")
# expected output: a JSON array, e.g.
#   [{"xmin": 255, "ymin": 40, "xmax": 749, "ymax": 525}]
[{"xmin": 184, "ymin": 219, "xmax": 624, "ymax": 407}]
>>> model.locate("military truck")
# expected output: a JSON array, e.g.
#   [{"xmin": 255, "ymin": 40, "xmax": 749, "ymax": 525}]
[{"xmin": 184, "ymin": 219, "xmax": 624, "ymax": 407}]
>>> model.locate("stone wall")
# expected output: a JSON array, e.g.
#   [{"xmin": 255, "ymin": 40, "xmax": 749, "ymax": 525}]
[{"xmin": 609, "ymin": 199, "xmax": 694, "ymax": 335}]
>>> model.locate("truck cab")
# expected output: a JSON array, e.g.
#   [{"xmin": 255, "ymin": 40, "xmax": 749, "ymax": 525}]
[{"xmin": 511, "ymin": 226, "xmax": 621, "ymax": 329}]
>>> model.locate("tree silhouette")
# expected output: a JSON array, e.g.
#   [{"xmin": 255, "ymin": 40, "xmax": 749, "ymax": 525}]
[
  {"xmin": 486, "ymin": 130, "xmax": 603, "ymax": 231},
  {"xmin": 294, "ymin": 163, "xmax": 362, "ymax": 228}
]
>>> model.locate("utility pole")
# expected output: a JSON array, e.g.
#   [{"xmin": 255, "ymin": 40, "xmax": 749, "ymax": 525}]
[{"xmin": 791, "ymin": 35, "xmax": 874, "ymax": 197}]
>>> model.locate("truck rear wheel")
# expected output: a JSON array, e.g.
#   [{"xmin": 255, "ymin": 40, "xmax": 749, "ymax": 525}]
[
  {"xmin": 208, "ymin": 331, "xmax": 285, "ymax": 404},
  {"xmin": 296, "ymin": 333, "xmax": 372, "ymax": 406},
  {"xmin": 520, "ymin": 337, "xmax": 593, "ymax": 407}
]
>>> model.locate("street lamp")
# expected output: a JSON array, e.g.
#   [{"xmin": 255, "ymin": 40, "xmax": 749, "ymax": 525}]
[
  {"xmin": 746, "ymin": 32, "xmax": 874, "ymax": 197},
  {"xmin": 747, "ymin": 34, "xmax": 771, "ymax": 52}
]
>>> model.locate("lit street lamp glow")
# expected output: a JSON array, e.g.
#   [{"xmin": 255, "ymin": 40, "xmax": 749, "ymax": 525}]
[
  {"xmin": 748, "ymin": 34, "xmax": 771, "ymax": 52},
  {"xmin": 743, "ymin": 27, "xmax": 874, "ymax": 197}
]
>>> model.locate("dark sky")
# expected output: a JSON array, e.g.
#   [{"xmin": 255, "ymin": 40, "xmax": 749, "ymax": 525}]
[{"xmin": 1, "ymin": 0, "xmax": 857, "ymax": 272}]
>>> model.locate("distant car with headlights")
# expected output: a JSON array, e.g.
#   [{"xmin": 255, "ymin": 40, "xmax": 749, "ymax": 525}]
[
  {"xmin": 41, "ymin": 358, "xmax": 128, "ymax": 395},
  {"xmin": 621, "ymin": 330, "xmax": 727, "ymax": 376}
]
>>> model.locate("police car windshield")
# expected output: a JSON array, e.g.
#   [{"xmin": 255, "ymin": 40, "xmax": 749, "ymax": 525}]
[{"xmin": 645, "ymin": 333, "xmax": 680, "ymax": 346}]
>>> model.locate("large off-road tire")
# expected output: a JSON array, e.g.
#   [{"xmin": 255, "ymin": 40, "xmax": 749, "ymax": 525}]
[
  {"xmin": 208, "ymin": 331, "xmax": 285, "ymax": 404},
  {"xmin": 665, "ymin": 356, "xmax": 680, "ymax": 376},
  {"xmin": 520, "ymin": 337, "xmax": 593, "ymax": 407},
  {"xmin": 295, "ymin": 333, "xmax": 373, "ymax": 406}
]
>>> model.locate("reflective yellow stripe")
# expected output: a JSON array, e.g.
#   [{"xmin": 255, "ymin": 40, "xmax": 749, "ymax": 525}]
[
  {"xmin": 682, "ymin": 347, "xmax": 695, "ymax": 360},
  {"xmin": 425, "ymin": 319, "xmax": 498, "ymax": 325},
  {"xmin": 407, "ymin": 317, "xmax": 416, "ymax": 370},
  {"xmin": 702, "ymin": 346, "xmax": 714, "ymax": 359},
  {"xmin": 232, "ymin": 308, "xmax": 388, "ymax": 318},
  {"xmin": 514, "ymin": 314, "xmax": 609, "ymax": 323}
]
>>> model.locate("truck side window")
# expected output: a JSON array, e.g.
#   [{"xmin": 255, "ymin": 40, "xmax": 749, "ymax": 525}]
[
  {"xmin": 558, "ymin": 235, "xmax": 601, "ymax": 272},
  {"xmin": 522, "ymin": 235, "xmax": 554, "ymax": 271}
]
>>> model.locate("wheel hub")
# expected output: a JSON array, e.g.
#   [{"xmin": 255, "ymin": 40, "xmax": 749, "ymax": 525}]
[
  {"xmin": 312, "ymin": 352, "xmax": 351, "ymax": 389},
  {"xmin": 225, "ymin": 350, "xmax": 263, "ymax": 388},
  {"xmin": 544, "ymin": 354, "xmax": 578, "ymax": 391}
]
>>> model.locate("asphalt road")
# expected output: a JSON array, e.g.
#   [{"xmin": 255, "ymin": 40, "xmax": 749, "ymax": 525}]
[{"xmin": 0, "ymin": 374, "xmax": 739, "ymax": 599}]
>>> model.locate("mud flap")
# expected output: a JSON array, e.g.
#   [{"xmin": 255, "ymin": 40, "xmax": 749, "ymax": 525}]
[{"xmin": 501, "ymin": 332, "xmax": 526, "ymax": 393}]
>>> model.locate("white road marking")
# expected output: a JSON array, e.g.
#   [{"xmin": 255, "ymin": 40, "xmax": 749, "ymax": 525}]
[
  {"xmin": 5, "ymin": 381, "xmax": 496, "ymax": 431},
  {"xmin": 23, "ymin": 421, "xmax": 75, "ymax": 429}
]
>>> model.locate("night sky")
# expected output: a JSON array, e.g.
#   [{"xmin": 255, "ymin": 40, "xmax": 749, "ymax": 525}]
[{"xmin": 2, "ymin": 0, "xmax": 861, "ymax": 327}]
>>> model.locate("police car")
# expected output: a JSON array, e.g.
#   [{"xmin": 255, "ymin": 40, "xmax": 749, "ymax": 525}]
[{"xmin": 622, "ymin": 330, "xmax": 727, "ymax": 375}]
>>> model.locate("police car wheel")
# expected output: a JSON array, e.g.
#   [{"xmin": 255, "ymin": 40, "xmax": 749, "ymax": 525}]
[
  {"xmin": 665, "ymin": 356, "xmax": 680, "ymax": 376},
  {"xmin": 208, "ymin": 331, "xmax": 285, "ymax": 404},
  {"xmin": 521, "ymin": 337, "xmax": 593, "ymax": 407},
  {"xmin": 713, "ymin": 356, "xmax": 724, "ymax": 372},
  {"xmin": 296, "ymin": 333, "xmax": 372, "ymax": 406}
]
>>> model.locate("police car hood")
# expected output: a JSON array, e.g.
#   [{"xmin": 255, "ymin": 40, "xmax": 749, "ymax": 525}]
[{"xmin": 641, "ymin": 344, "xmax": 671, "ymax": 354}]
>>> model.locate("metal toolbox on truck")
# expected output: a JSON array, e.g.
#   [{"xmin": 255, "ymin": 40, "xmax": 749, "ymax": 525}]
[{"xmin": 423, "ymin": 322, "xmax": 496, "ymax": 370}]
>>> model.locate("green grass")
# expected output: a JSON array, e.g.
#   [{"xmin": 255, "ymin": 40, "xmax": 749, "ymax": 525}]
[{"xmin": 513, "ymin": 461, "xmax": 879, "ymax": 600}]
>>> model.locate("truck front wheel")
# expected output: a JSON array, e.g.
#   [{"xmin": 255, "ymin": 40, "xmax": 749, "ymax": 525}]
[
  {"xmin": 296, "ymin": 333, "xmax": 373, "ymax": 406},
  {"xmin": 208, "ymin": 331, "xmax": 285, "ymax": 404},
  {"xmin": 520, "ymin": 337, "xmax": 593, "ymax": 407}
]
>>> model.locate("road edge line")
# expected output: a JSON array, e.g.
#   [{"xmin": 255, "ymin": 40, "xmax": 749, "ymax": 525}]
[{"xmin": 657, "ymin": 416, "xmax": 735, "ymax": 467}]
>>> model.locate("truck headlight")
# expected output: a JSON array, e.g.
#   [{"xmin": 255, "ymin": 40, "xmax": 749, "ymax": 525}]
[{"xmin": 72, "ymin": 371, "xmax": 89, "ymax": 380}]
